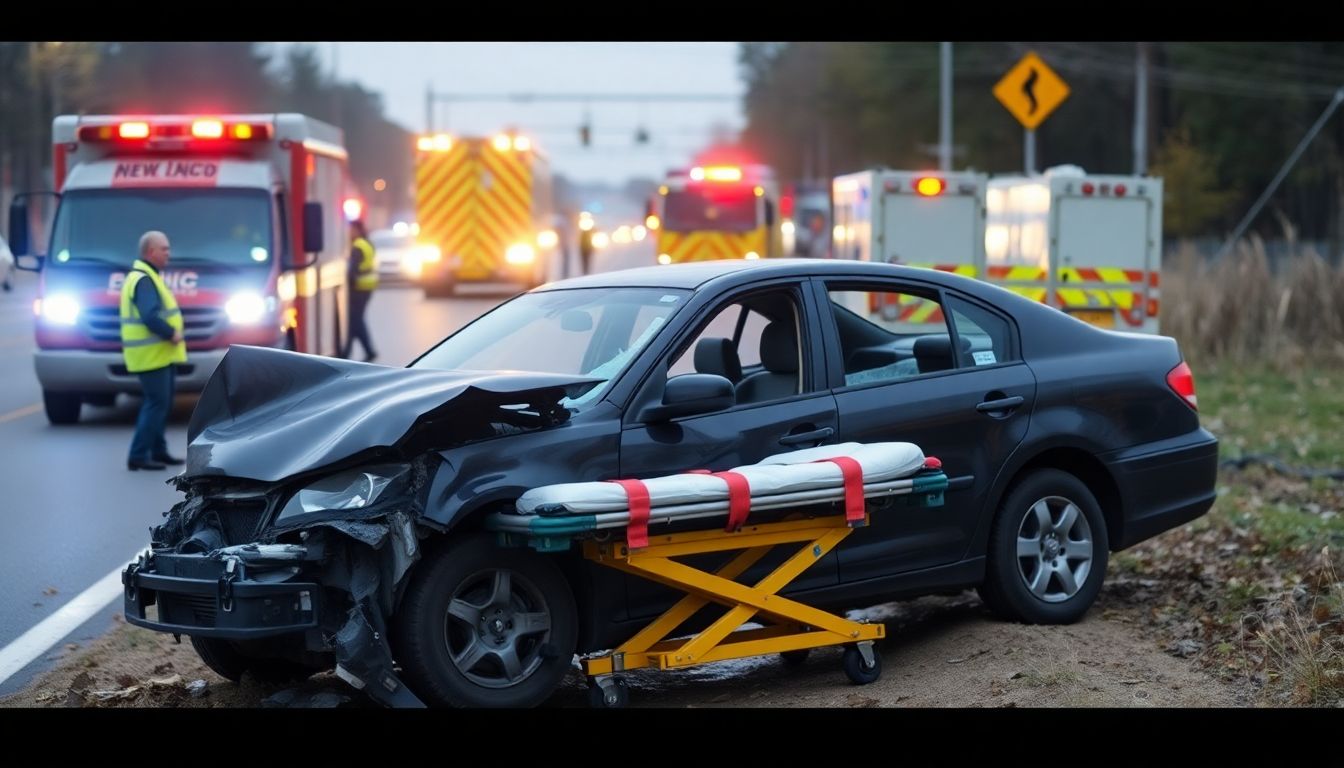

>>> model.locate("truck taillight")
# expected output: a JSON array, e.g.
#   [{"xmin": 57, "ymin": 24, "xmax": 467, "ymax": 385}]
[
  {"xmin": 1166, "ymin": 361, "xmax": 1197, "ymax": 411},
  {"xmin": 192, "ymin": 119, "xmax": 224, "ymax": 139},
  {"xmin": 119, "ymin": 122, "xmax": 150, "ymax": 139},
  {"xmin": 915, "ymin": 177, "xmax": 945, "ymax": 196}
]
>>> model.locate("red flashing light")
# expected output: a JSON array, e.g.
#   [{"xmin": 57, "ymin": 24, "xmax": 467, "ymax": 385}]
[
  {"xmin": 1081, "ymin": 182, "xmax": 1095, "ymax": 195},
  {"xmin": 119, "ymin": 122, "xmax": 150, "ymax": 139},
  {"xmin": 780, "ymin": 193, "xmax": 795, "ymax": 219},
  {"xmin": 1114, "ymin": 183, "xmax": 1127, "ymax": 197}
]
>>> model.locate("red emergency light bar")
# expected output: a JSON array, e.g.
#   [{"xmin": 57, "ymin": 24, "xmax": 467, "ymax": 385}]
[{"xmin": 79, "ymin": 119, "xmax": 274, "ymax": 144}]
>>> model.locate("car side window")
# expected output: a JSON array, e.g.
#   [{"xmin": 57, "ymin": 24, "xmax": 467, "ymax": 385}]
[
  {"xmin": 945, "ymin": 294, "xmax": 1016, "ymax": 367},
  {"xmin": 666, "ymin": 290, "xmax": 806, "ymax": 406},
  {"xmin": 826, "ymin": 287, "xmax": 958, "ymax": 386}
]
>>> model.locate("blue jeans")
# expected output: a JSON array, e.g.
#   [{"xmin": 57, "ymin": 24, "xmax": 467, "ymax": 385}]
[{"xmin": 128, "ymin": 365, "xmax": 175, "ymax": 462}]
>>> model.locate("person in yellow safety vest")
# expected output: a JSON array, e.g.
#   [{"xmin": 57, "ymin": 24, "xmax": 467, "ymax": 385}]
[
  {"xmin": 120, "ymin": 230, "xmax": 186, "ymax": 471},
  {"xmin": 342, "ymin": 219, "xmax": 379, "ymax": 362}
]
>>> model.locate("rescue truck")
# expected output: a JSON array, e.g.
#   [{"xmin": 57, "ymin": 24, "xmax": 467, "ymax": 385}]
[
  {"xmin": 653, "ymin": 161, "xmax": 783, "ymax": 265},
  {"xmin": 7, "ymin": 113, "xmax": 354, "ymax": 424},
  {"xmin": 412, "ymin": 132, "xmax": 560, "ymax": 297},
  {"xmin": 986, "ymin": 166, "xmax": 1162, "ymax": 333},
  {"xmin": 832, "ymin": 165, "xmax": 1163, "ymax": 333}
]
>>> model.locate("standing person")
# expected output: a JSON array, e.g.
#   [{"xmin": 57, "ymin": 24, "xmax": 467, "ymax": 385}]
[
  {"xmin": 343, "ymin": 219, "xmax": 379, "ymax": 362},
  {"xmin": 121, "ymin": 230, "xmax": 185, "ymax": 471}
]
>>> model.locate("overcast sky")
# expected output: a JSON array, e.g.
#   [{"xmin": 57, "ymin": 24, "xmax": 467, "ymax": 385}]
[{"xmin": 274, "ymin": 42, "xmax": 747, "ymax": 187}]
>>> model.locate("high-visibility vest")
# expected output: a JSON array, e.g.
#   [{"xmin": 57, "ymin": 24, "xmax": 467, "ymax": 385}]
[
  {"xmin": 353, "ymin": 237, "xmax": 378, "ymax": 291},
  {"xmin": 119, "ymin": 258, "xmax": 186, "ymax": 373}
]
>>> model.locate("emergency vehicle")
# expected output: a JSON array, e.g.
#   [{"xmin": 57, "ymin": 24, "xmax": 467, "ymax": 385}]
[
  {"xmin": 986, "ymin": 166, "xmax": 1162, "ymax": 333},
  {"xmin": 653, "ymin": 162, "xmax": 783, "ymax": 265},
  {"xmin": 832, "ymin": 166, "xmax": 1163, "ymax": 333},
  {"xmin": 6, "ymin": 113, "xmax": 354, "ymax": 424},
  {"xmin": 412, "ymin": 132, "xmax": 559, "ymax": 296}
]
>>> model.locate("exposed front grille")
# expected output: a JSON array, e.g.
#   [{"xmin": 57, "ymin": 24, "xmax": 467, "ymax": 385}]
[
  {"xmin": 85, "ymin": 305, "xmax": 225, "ymax": 343},
  {"xmin": 159, "ymin": 593, "xmax": 217, "ymax": 628},
  {"xmin": 212, "ymin": 499, "xmax": 270, "ymax": 546}
]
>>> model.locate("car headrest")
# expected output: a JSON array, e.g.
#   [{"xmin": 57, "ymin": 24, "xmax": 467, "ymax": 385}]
[
  {"xmin": 760, "ymin": 321, "xmax": 799, "ymax": 374},
  {"xmin": 693, "ymin": 337, "xmax": 742, "ymax": 382},
  {"xmin": 912, "ymin": 335, "xmax": 971, "ymax": 372}
]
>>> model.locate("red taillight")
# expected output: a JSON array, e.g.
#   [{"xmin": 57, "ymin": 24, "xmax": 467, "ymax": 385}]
[
  {"xmin": 1114, "ymin": 183, "xmax": 1127, "ymax": 197},
  {"xmin": 915, "ymin": 177, "xmax": 945, "ymax": 196},
  {"xmin": 1167, "ymin": 361, "xmax": 1197, "ymax": 410},
  {"xmin": 1081, "ymin": 182, "xmax": 1095, "ymax": 195}
]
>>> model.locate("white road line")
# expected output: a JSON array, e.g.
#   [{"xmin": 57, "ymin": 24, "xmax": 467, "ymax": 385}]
[{"xmin": 0, "ymin": 556, "xmax": 140, "ymax": 686}]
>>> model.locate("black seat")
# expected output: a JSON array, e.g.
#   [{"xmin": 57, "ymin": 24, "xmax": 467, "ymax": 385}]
[
  {"xmin": 912, "ymin": 335, "xmax": 970, "ymax": 374},
  {"xmin": 693, "ymin": 337, "xmax": 743, "ymax": 384},
  {"xmin": 736, "ymin": 321, "xmax": 800, "ymax": 404}
]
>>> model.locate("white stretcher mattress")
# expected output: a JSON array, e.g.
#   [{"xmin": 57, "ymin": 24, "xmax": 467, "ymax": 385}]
[{"xmin": 516, "ymin": 442, "xmax": 926, "ymax": 516}]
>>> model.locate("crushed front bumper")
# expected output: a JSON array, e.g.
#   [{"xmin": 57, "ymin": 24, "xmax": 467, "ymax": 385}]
[{"xmin": 122, "ymin": 545, "xmax": 321, "ymax": 640}]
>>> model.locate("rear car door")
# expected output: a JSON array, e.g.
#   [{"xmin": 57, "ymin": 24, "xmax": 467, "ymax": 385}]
[{"xmin": 811, "ymin": 278, "xmax": 1036, "ymax": 582}]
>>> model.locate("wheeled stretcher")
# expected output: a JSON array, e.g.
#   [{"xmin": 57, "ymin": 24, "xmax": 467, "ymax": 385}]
[{"xmin": 484, "ymin": 442, "xmax": 948, "ymax": 707}]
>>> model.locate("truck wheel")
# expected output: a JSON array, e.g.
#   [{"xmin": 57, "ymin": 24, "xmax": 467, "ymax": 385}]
[
  {"xmin": 977, "ymin": 469, "xmax": 1109, "ymax": 625},
  {"xmin": 392, "ymin": 533, "xmax": 577, "ymax": 708},
  {"xmin": 189, "ymin": 636, "xmax": 323, "ymax": 684},
  {"xmin": 43, "ymin": 391, "xmax": 82, "ymax": 425}
]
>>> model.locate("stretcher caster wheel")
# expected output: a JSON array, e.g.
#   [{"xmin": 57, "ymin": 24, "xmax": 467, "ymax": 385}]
[
  {"xmin": 843, "ymin": 644, "xmax": 881, "ymax": 685},
  {"xmin": 779, "ymin": 649, "xmax": 811, "ymax": 667},
  {"xmin": 588, "ymin": 677, "xmax": 630, "ymax": 708}
]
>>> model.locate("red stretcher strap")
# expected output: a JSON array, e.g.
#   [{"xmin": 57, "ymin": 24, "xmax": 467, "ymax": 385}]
[
  {"xmin": 814, "ymin": 457, "xmax": 865, "ymax": 525},
  {"xmin": 712, "ymin": 471, "xmax": 752, "ymax": 532},
  {"xmin": 605, "ymin": 479, "xmax": 651, "ymax": 549}
]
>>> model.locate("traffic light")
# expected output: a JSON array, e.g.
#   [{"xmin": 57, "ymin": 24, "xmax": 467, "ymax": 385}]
[{"xmin": 579, "ymin": 124, "xmax": 591, "ymax": 147}]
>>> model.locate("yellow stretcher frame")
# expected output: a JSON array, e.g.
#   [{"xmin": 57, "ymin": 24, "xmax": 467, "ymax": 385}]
[{"xmin": 579, "ymin": 512, "xmax": 884, "ymax": 705}]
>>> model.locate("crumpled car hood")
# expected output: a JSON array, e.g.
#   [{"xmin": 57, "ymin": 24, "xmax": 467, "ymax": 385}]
[{"xmin": 185, "ymin": 345, "xmax": 599, "ymax": 481}]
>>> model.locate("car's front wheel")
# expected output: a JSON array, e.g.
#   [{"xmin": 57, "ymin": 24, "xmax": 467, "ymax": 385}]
[
  {"xmin": 977, "ymin": 468, "xmax": 1109, "ymax": 624},
  {"xmin": 393, "ymin": 533, "xmax": 577, "ymax": 708}
]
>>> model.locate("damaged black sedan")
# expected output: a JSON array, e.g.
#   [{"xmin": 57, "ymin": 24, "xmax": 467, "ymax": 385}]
[{"xmin": 122, "ymin": 259, "xmax": 1218, "ymax": 708}]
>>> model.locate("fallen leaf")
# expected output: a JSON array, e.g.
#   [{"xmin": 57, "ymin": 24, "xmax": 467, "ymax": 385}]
[
  {"xmin": 116, "ymin": 675, "xmax": 136, "ymax": 688},
  {"xmin": 43, "ymin": 587, "xmax": 58, "ymax": 596},
  {"xmin": 844, "ymin": 693, "xmax": 879, "ymax": 708}
]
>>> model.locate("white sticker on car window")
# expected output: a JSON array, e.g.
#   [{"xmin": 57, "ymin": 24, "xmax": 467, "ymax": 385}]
[
  {"xmin": 973, "ymin": 350, "xmax": 997, "ymax": 365},
  {"xmin": 660, "ymin": 295, "xmax": 680, "ymax": 303}
]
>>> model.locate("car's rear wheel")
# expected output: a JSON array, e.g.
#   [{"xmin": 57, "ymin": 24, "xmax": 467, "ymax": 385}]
[
  {"xmin": 977, "ymin": 469, "xmax": 1108, "ymax": 624},
  {"xmin": 393, "ymin": 533, "xmax": 577, "ymax": 708}
]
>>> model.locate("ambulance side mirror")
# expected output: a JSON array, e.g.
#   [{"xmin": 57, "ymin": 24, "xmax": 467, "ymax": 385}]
[{"xmin": 302, "ymin": 202, "xmax": 325, "ymax": 255}]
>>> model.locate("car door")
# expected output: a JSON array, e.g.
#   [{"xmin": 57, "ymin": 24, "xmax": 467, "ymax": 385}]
[
  {"xmin": 618, "ymin": 280, "xmax": 840, "ymax": 618},
  {"xmin": 811, "ymin": 278, "xmax": 1036, "ymax": 583}
]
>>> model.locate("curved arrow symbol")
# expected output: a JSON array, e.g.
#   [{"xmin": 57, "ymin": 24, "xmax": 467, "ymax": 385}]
[{"xmin": 1022, "ymin": 67, "xmax": 1040, "ymax": 115}]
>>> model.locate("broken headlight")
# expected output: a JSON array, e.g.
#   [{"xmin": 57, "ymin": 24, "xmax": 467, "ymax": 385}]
[{"xmin": 274, "ymin": 464, "xmax": 412, "ymax": 527}]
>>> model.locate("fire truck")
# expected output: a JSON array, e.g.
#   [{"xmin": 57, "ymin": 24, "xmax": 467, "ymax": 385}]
[
  {"xmin": 412, "ymin": 132, "xmax": 560, "ymax": 296},
  {"xmin": 832, "ymin": 165, "xmax": 1163, "ymax": 333},
  {"xmin": 653, "ymin": 162, "xmax": 783, "ymax": 264},
  {"xmin": 7, "ymin": 113, "xmax": 354, "ymax": 424}
]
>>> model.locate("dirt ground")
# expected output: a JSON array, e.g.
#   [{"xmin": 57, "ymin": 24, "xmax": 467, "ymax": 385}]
[{"xmin": 0, "ymin": 584, "xmax": 1246, "ymax": 709}]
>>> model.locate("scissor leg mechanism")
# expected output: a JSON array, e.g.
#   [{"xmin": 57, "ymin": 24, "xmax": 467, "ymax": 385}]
[{"xmin": 581, "ymin": 514, "xmax": 884, "ymax": 706}]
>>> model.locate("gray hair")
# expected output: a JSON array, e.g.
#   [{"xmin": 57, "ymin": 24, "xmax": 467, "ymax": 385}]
[{"xmin": 139, "ymin": 230, "xmax": 167, "ymax": 256}]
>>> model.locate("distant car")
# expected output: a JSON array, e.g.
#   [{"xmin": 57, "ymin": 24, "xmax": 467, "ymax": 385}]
[
  {"xmin": 123, "ymin": 259, "xmax": 1218, "ymax": 708},
  {"xmin": 1, "ymin": 234, "xmax": 13, "ymax": 291},
  {"xmin": 368, "ymin": 228, "xmax": 418, "ymax": 284}
]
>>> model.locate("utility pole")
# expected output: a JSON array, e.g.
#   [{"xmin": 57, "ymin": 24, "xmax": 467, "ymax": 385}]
[
  {"xmin": 939, "ymin": 42, "xmax": 953, "ymax": 172},
  {"xmin": 1133, "ymin": 42, "xmax": 1149, "ymax": 176}
]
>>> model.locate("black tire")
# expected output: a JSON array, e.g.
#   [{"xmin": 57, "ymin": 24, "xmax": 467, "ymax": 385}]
[
  {"xmin": 779, "ymin": 648, "xmax": 811, "ymax": 667},
  {"xmin": 43, "ymin": 391, "xmax": 81, "ymax": 425},
  {"xmin": 977, "ymin": 468, "xmax": 1110, "ymax": 625},
  {"xmin": 842, "ymin": 645, "xmax": 881, "ymax": 685},
  {"xmin": 392, "ymin": 533, "xmax": 578, "ymax": 708},
  {"xmin": 189, "ymin": 636, "xmax": 321, "ymax": 684}
]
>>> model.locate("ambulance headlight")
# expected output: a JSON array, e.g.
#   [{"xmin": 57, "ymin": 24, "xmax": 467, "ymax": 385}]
[
  {"xmin": 225, "ymin": 292, "xmax": 268, "ymax": 325},
  {"xmin": 40, "ymin": 295, "xmax": 81, "ymax": 326}
]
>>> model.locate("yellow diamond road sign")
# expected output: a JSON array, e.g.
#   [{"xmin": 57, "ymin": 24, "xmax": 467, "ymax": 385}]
[{"xmin": 994, "ymin": 51, "xmax": 1070, "ymax": 130}]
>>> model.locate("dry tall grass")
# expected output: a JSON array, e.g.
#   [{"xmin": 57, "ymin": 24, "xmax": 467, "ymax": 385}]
[{"xmin": 1163, "ymin": 239, "xmax": 1344, "ymax": 369}]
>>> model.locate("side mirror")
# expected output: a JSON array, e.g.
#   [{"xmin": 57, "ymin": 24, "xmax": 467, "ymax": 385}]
[
  {"xmin": 8, "ymin": 193, "xmax": 58, "ymax": 270},
  {"xmin": 640, "ymin": 373, "xmax": 734, "ymax": 422},
  {"xmin": 764, "ymin": 199, "xmax": 775, "ymax": 228}
]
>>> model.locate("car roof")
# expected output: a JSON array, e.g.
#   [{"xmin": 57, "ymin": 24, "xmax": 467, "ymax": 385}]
[{"xmin": 538, "ymin": 258, "xmax": 957, "ymax": 292}]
